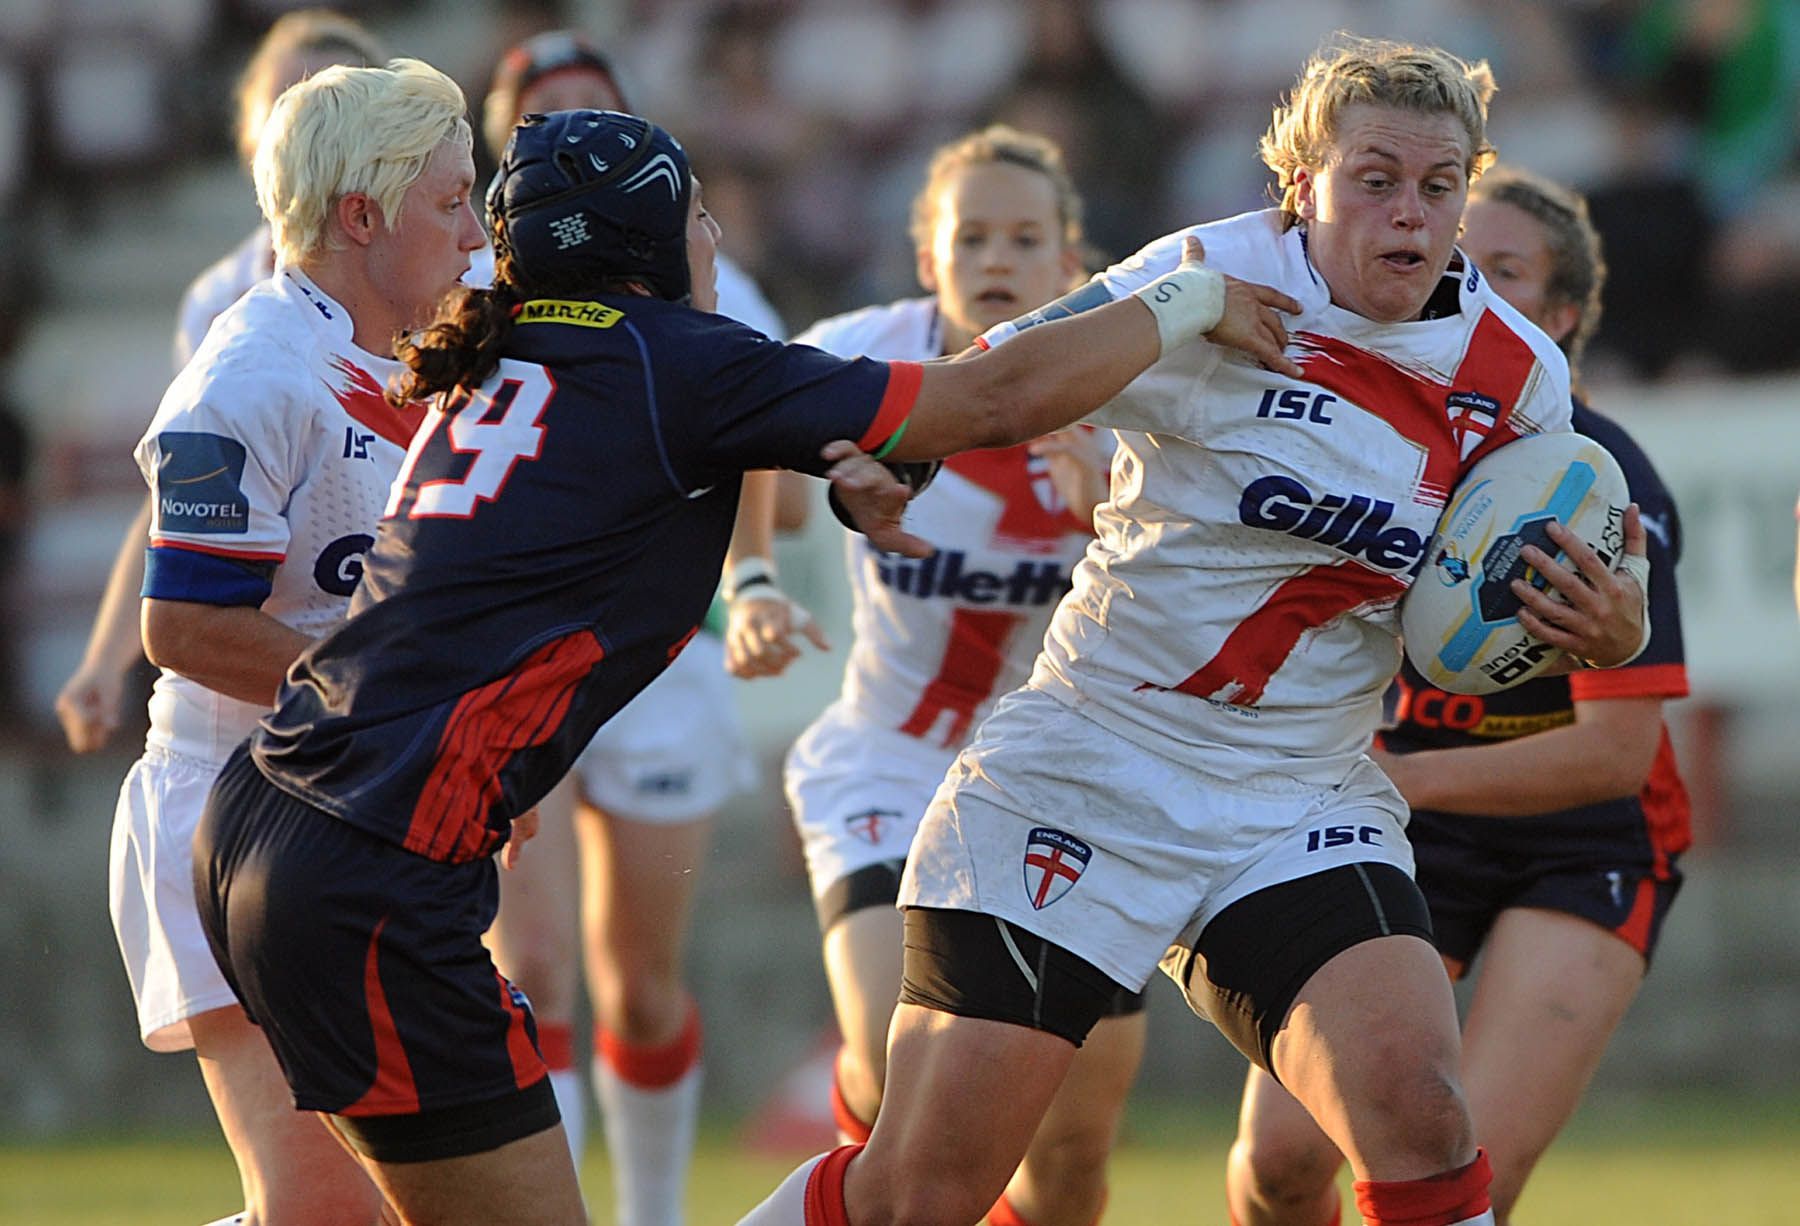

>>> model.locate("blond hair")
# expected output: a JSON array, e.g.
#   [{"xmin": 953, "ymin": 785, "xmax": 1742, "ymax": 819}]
[
  {"xmin": 234, "ymin": 9, "xmax": 387, "ymax": 166},
  {"xmin": 909, "ymin": 124, "xmax": 1086, "ymax": 256},
  {"xmin": 1471, "ymin": 166, "xmax": 1607, "ymax": 373},
  {"xmin": 1261, "ymin": 35, "xmax": 1497, "ymax": 230},
  {"xmin": 254, "ymin": 58, "xmax": 471, "ymax": 267}
]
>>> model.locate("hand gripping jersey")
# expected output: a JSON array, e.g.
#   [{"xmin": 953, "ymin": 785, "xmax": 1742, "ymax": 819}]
[
  {"xmin": 253, "ymin": 298, "xmax": 920, "ymax": 862},
  {"xmin": 989, "ymin": 210, "xmax": 1573, "ymax": 786},
  {"xmin": 794, "ymin": 298, "xmax": 1093, "ymax": 746},
  {"xmin": 1385, "ymin": 400, "xmax": 1692, "ymax": 850},
  {"xmin": 136, "ymin": 269, "xmax": 421, "ymax": 763}
]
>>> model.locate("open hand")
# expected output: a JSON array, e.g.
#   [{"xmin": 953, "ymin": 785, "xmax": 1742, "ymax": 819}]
[
  {"xmin": 1183, "ymin": 236, "xmax": 1304, "ymax": 378},
  {"xmin": 820, "ymin": 439, "xmax": 933, "ymax": 558}
]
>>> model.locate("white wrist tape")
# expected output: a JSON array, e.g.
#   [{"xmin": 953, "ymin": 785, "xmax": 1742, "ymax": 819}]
[
  {"xmin": 1131, "ymin": 262, "xmax": 1226, "ymax": 356},
  {"xmin": 1612, "ymin": 550, "xmax": 1652, "ymax": 666},
  {"xmin": 725, "ymin": 557, "xmax": 776, "ymax": 602}
]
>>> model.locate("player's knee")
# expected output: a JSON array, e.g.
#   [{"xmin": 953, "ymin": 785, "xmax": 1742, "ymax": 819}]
[
  {"xmin": 1358, "ymin": 1058, "xmax": 1475, "ymax": 1166},
  {"xmin": 1229, "ymin": 1129, "xmax": 1340, "ymax": 1207},
  {"xmin": 255, "ymin": 1179, "xmax": 383, "ymax": 1226},
  {"xmin": 1016, "ymin": 1130, "xmax": 1110, "ymax": 1205}
]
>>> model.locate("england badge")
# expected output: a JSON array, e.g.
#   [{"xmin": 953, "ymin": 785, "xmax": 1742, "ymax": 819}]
[{"xmin": 1022, "ymin": 827, "xmax": 1092, "ymax": 910}]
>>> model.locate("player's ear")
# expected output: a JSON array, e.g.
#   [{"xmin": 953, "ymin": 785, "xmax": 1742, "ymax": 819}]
[
  {"xmin": 1293, "ymin": 166, "xmax": 1319, "ymax": 222},
  {"xmin": 334, "ymin": 191, "xmax": 382, "ymax": 248},
  {"xmin": 1543, "ymin": 300, "xmax": 1582, "ymax": 349},
  {"xmin": 915, "ymin": 242, "xmax": 938, "ymax": 295}
]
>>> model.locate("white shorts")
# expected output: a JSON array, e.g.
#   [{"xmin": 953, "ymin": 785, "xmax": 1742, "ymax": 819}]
[
  {"xmin": 109, "ymin": 744, "xmax": 239, "ymax": 1051},
  {"xmin": 784, "ymin": 700, "xmax": 960, "ymax": 902},
  {"xmin": 898, "ymin": 686, "xmax": 1412, "ymax": 993},
  {"xmin": 571, "ymin": 635, "xmax": 755, "ymax": 824}
]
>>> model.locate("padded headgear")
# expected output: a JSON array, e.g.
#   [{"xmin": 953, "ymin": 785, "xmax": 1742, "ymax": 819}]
[{"xmin": 488, "ymin": 109, "xmax": 692, "ymax": 302}]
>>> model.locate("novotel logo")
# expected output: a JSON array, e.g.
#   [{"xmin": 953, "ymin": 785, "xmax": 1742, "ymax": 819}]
[{"xmin": 1237, "ymin": 475, "xmax": 1428, "ymax": 572}]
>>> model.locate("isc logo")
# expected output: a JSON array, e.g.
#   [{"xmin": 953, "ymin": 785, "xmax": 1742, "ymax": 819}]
[
  {"xmin": 1305, "ymin": 824, "xmax": 1383, "ymax": 852},
  {"xmin": 1238, "ymin": 475, "xmax": 1428, "ymax": 572},
  {"xmin": 1255, "ymin": 388, "xmax": 1337, "ymax": 424}
]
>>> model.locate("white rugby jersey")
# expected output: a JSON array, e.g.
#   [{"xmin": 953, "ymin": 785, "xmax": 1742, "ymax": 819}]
[
  {"xmin": 988, "ymin": 209, "xmax": 1572, "ymax": 785},
  {"xmin": 136, "ymin": 269, "xmax": 422, "ymax": 762},
  {"xmin": 796, "ymin": 298, "xmax": 1094, "ymax": 747}
]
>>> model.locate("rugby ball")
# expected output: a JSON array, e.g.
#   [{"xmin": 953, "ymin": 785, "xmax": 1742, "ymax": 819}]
[{"xmin": 1400, "ymin": 432, "xmax": 1629, "ymax": 695}]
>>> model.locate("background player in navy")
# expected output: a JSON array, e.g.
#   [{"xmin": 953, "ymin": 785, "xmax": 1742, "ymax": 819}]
[
  {"xmin": 192, "ymin": 109, "xmax": 1293, "ymax": 1225},
  {"xmin": 1225, "ymin": 167, "xmax": 1691, "ymax": 1226}
]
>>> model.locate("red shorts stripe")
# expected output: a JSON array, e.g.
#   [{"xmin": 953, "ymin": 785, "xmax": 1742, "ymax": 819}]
[
  {"xmin": 497, "ymin": 973, "xmax": 549, "ymax": 1091},
  {"xmin": 340, "ymin": 917, "xmax": 421, "ymax": 1116},
  {"xmin": 855, "ymin": 360, "xmax": 923, "ymax": 454}
]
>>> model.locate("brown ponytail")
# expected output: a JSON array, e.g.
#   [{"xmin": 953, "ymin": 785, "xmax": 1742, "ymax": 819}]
[{"xmin": 389, "ymin": 274, "xmax": 524, "ymax": 406}]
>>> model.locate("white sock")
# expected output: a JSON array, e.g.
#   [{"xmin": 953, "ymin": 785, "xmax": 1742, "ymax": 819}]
[
  {"xmin": 736, "ymin": 1153, "xmax": 828, "ymax": 1225},
  {"xmin": 593, "ymin": 1052, "xmax": 702, "ymax": 1226},
  {"xmin": 196, "ymin": 1216, "xmax": 246, "ymax": 1226},
  {"xmin": 548, "ymin": 1066, "xmax": 589, "ymax": 1168}
]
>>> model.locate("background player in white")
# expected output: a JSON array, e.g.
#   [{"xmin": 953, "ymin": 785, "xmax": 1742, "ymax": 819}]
[
  {"xmin": 53, "ymin": 8, "xmax": 386, "ymax": 755},
  {"xmin": 113, "ymin": 57, "xmax": 483, "ymax": 1225},
  {"xmin": 744, "ymin": 36, "xmax": 1652, "ymax": 1226},
  {"xmin": 727, "ymin": 125, "xmax": 1139, "ymax": 1226},
  {"xmin": 1224, "ymin": 166, "xmax": 1692, "ymax": 1226},
  {"xmin": 474, "ymin": 30, "xmax": 797, "ymax": 1226}
]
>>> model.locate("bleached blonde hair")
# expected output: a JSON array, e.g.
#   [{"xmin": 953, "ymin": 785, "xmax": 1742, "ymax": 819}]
[
  {"xmin": 1261, "ymin": 35, "xmax": 1498, "ymax": 230},
  {"xmin": 254, "ymin": 57, "xmax": 471, "ymax": 266}
]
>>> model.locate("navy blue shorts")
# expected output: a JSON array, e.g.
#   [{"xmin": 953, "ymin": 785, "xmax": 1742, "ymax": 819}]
[
  {"xmin": 1407, "ymin": 806, "xmax": 1683, "ymax": 973},
  {"xmin": 194, "ymin": 746, "xmax": 558, "ymax": 1163}
]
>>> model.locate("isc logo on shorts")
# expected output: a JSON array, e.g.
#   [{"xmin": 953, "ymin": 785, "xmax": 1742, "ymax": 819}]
[{"xmin": 1022, "ymin": 827, "xmax": 1091, "ymax": 910}]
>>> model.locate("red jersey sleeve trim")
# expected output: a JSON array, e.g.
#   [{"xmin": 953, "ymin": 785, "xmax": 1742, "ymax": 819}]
[
  {"xmin": 1568, "ymin": 661, "xmax": 1689, "ymax": 702},
  {"xmin": 149, "ymin": 537, "xmax": 286, "ymax": 564},
  {"xmin": 856, "ymin": 360, "xmax": 923, "ymax": 454}
]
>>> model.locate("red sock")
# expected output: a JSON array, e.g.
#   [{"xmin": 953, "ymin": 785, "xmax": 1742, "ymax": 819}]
[
  {"xmin": 535, "ymin": 1021, "xmax": 575, "ymax": 1072},
  {"xmin": 595, "ymin": 1000, "xmax": 702, "ymax": 1089},
  {"xmin": 829, "ymin": 1048, "xmax": 874, "ymax": 1144},
  {"xmin": 988, "ymin": 1192, "xmax": 1038, "ymax": 1226},
  {"xmin": 803, "ymin": 1142, "xmax": 863, "ymax": 1226},
  {"xmin": 1353, "ymin": 1150, "xmax": 1493, "ymax": 1226}
]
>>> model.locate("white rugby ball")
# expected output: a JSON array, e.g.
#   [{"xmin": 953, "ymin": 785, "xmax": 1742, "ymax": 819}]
[{"xmin": 1401, "ymin": 432, "xmax": 1629, "ymax": 695}]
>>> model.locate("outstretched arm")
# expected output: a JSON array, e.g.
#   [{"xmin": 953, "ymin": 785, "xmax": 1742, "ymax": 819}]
[
  {"xmin": 884, "ymin": 237, "xmax": 1303, "ymax": 463},
  {"xmin": 722, "ymin": 470, "xmax": 831, "ymax": 679}
]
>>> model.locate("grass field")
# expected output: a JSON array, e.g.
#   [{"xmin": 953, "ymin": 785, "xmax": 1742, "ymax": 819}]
[{"xmin": 4, "ymin": 1093, "xmax": 1796, "ymax": 1225}]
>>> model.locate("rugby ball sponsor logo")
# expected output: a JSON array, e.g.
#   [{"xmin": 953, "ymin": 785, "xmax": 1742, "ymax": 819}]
[{"xmin": 1400, "ymin": 432, "xmax": 1630, "ymax": 695}]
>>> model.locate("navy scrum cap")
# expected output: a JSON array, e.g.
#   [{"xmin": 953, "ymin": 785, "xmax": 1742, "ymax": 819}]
[{"xmin": 489, "ymin": 109, "xmax": 693, "ymax": 302}]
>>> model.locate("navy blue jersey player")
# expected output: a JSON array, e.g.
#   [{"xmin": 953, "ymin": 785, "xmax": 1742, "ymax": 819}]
[{"xmin": 193, "ymin": 108, "xmax": 1302, "ymax": 1226}]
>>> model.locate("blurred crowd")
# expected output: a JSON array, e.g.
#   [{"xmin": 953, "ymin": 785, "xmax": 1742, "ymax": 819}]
[{"xmin": 0, "ymin": 0, "xmax": 1797, "ymax": 729}]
